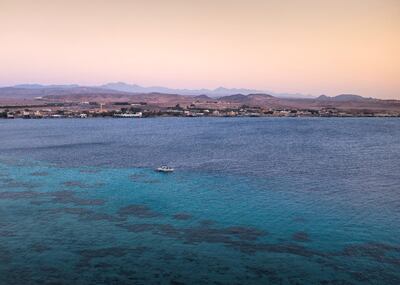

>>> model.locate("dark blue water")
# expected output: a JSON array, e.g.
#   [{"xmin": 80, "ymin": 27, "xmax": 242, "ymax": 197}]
[{"xmin": 0, "ymin": 118, "xmax": 399, "ymax": 284}]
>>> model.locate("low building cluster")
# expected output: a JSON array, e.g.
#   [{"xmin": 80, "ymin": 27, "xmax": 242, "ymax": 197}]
[{"xmin": 1, "ymin": 103, "xmax": 399, "ymax": 119}]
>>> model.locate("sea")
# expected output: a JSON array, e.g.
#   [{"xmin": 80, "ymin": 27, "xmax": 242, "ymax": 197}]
[{"xmin": 0, "ymin": 117, "xmax": 399, "ymax": 285}]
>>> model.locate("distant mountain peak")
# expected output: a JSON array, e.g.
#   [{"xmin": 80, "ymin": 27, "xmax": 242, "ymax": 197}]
[
  {"xmin": 101, "ymin": 82, "xmax": 141, "ymax": 90},
  {"xmin": 194, "ymin": 94, "xmax": 213, "ymax": 100},
  {"xmin": 214, "ymin": 87, "xmax": 230, "ymax": 92},
  {"xmin": 247, "ymin": 93, "xmax": 274, "ymax": 98}
]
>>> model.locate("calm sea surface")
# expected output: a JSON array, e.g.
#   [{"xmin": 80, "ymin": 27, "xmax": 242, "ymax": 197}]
[{"xmin": 0, "ymin": 118, "xmax": 399, "ymax": 284}]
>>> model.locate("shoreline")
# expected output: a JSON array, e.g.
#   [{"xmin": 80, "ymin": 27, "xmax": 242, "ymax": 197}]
[{"xmin": 1, "ymin": 114, "xmax": 400, "ymax": 120}]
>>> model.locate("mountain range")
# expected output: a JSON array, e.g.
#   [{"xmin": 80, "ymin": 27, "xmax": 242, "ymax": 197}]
[
  {"xmin": 1, "ymin": 83, "xmax": 399, "ymax": 111},
  {"xmin": 99, "ymin": 82, "xmax": 313, "ymax": 98},
  {"xmin": 1, "ymin": 82, "xmax": 313, "ymax": 99}
]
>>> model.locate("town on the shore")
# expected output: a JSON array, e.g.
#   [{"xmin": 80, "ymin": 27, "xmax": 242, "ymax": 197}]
[
  {"xmin": 1, "ymin": 100, "xmax": 399, "ymax": 119},
  {"xmin": 1, "ymin": 84, "xmax": 400, "ymax": 119}
]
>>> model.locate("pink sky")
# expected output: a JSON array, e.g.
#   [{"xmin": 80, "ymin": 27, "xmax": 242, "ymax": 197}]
[{"xmin": 1, "ymin": 0, "xmax": 399, "ymax": 99}]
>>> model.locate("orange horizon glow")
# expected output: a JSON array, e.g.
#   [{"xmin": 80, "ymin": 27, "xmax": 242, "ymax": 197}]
[{"xmin": 0, "ymin": 0, "xmax": 399, "ymax": 99}]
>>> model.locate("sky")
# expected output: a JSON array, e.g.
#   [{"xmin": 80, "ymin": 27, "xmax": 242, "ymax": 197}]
[{"xmin": 0, "ymin": 0, "xmax": 399, "ymax": 99}]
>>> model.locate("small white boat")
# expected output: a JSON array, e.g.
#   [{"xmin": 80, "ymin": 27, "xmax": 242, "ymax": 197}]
[{"xmin": 156, "ymin": 166, "xmax": 174, "ymax": 173}]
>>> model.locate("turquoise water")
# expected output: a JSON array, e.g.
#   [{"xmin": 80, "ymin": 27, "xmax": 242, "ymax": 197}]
[{"xmin": 0, "ymin": 118, "xmax": 399, "ymax": 284}]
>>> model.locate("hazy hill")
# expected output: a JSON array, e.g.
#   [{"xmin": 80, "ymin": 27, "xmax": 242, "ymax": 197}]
[
  {"xmin": 193, "ymin": 95, "xmax": 214, "ymax": 100},
  {"xmin": 218, "ymin": 93, "xmax": 400, "ymax": 111},
  {"xmin": 317, "ymin": 94, "xmax": 370, "ymax": 102},
  {"xmin": 218, "ymin": 93, "xmax": 286, "ymax": 109},
  {"xmin": 0, "ymin": 86, "xmax": 129, "ymax": 99}
]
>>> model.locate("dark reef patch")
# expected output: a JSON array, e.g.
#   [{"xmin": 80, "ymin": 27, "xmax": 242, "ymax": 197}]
[
  {"xmin": 0, "ymin": 190, "xmax": 40, "ymax": 200},
  {"xmin": 117, "ymin": 204, "xmax": 161, "ymax": 218},
  {"xmin": 0, "ymin": 177, "xmax": 14, "ymax": 183},
  {"xmin": 183, "ymin": 226, "xmax": 262, "ymax": 244},
  {"xmin": 170, "ymin": 280, "xmax": 186, "ymax": 285},
  {"xmin": 292, "ymin": 231, "xmax": 311, "ymax": 242},
  {"xmin": 0, "ymin": 230, "xmax": 16, "ymax": 237},
  {"xmin": 199, "ymin": 219, "xmax": 215, "ymax": 227},
  {"xmin": 319, "ymin": 279, "xmax": 356, "ymax": 285},
  {"xmin": 339, "ymin": 242, "xmax": 400, "ymax": 267},
  {"xmin": 62, "ymin": 181, "xmax": 105, "ymax": 189},
  {"xmin": 0, "ymin": 179, "xmax": 40, "ymax": 190},
  {"xmin": 292, "ymin": 216, "xmax": 307, "ymax": 223},
  {"xmin": 79, "ymin": 168, "xmax": 100, "ymax": 174},
  {"xmin": 159, "ymin": 253, "xmax": 177, "ymax": 262},
  {"xmin": 222, "ymin": 226, "xmax": 266, "ymax": 241},
  {"xmin": 119, "ymin": 222, "xmax": 267, "ymax": 250},
  {"xmin": 49, "ymin": 190, "xmax": 105, "ymax": 206},
  {"xmin": 118, "ymin": 223, "xmax": 159, "ymax": 233},
  {"xmin": 94, "ymin": 262, "xmax": 113, "ymax": 269},
  {"xmin": 0, "ymin": 189, "xmax": 105, "ymax": 207},
  {"xmin": 63, "ymin": 181, "xmax": 88, "ymax": 188},
  {"xmin": 129, "ymin": 173, "xmax": 160, "ymax": 184},
  {"xmin": 30, "ymin": 171, "xmax": 49, "ymax": 177},
  {"xmin": 77, "ymin": 246, "xmax": 148, "ymax": 268},
  {"xmin": 49, "ymin": 207, "xmax": 122, "ymax": 222},
  {"xmin": 39, "ymin": 266, "xmax": 60, "ymax": 274},
  {"xmin": 347, "ymin": 268, "xmax": 400, "ymax": 284},
  {"xmin": 246, "ymin": 266, "xmax": 282, "ymax": 283},
  {"xmin": 172, "ymin": 213, "xmax": 192, "ymax": 220},
  {"xmin": 225, "ymin": 240, "xmax": 324, "ymax": 257},
  {"xmin": 0, "ymin": 246, "xmax": 12, "ymax": 263},
  {"xmin": 141, "ymin": 179, "xmax": 161, "ymax": 184},
  {"xmin": 129, "ymin": 173, "xmax": 147, "ymax": 182},
  {"xmin": 31, "ymin": 243, "xmax": 52, "ymax": 253}
]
